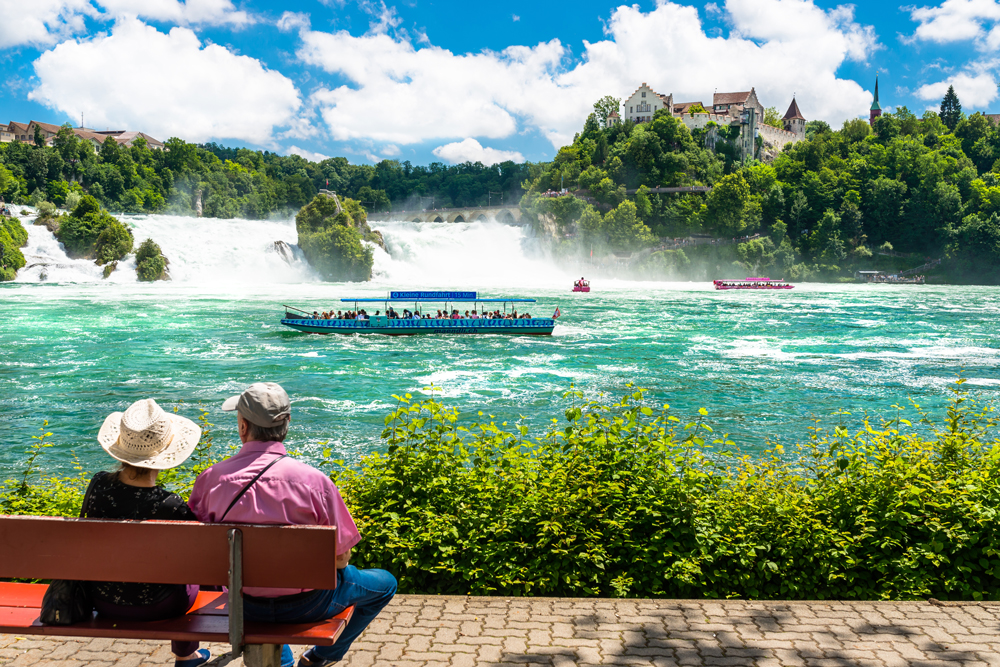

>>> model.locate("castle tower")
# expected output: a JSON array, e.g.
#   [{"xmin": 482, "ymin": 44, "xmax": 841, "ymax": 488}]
[
  {"xmin": 782, "ymin": 97, "xmax": 806, "ymax": 140},
  {"xmin": 870, "ymin": 75, "xmax": 882, "ymax": 126}
]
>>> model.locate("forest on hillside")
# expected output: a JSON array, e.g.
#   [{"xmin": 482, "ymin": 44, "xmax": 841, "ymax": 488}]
[
  {"xmin": 0, "ymin": 126, "xmax": 529, "ymax": 220},
  {"xmin": 520, "ymin": 87, "xmax": 1000, "ymax": 283}
]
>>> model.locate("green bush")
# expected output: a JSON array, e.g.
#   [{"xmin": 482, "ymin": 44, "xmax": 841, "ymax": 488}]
[
  {"xmin": 296, "ymin": 194, "xmax": 376, "ymax": 281},
  {"xmin": 56, "ymin": 195, "xmax": 132, "ymax": 261},
  {"xmin": 6, "ymin": 383, "xmax": 1000, "ymax": 601},
  {"xmin": 330, "ymin": 381, "xmax": 1000, "ymax": 600},
  {"xmin": 135, "ymin": 238, "xmax": 167, "ymax": 281},
  {"xmin": 95, "ymin": 220, "xmax": 133, "ymax": 265},
  {"xmin": 0, "ymin": 216, "xmax": 27, "ymax": 280}
]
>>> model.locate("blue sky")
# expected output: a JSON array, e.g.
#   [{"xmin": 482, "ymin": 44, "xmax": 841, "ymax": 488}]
[{"xmin": 0, "ymin": 0, "xmax": 989, "ymax": 166}]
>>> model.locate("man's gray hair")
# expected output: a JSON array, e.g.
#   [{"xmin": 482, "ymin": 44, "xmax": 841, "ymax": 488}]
[{"xmin": 246, "ymin": 418, "xmax": 289, "ymax": 443}]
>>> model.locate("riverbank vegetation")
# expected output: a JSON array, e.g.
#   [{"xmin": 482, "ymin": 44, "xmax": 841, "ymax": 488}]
[
  {"xmin": 0, "ymin": 215, "xmax": 28, "ymax": 281},
  {"xmin": 5, "ymin": 381, "xmax": 1000, "ymax": 601}
]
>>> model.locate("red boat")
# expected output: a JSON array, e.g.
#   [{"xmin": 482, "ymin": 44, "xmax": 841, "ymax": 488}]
[
  {"xmin": 573, "ymin": 278, "xmax": 590, "ymax": 292},
  {"xmin": 714, "ymin": 277, "xmax": 793, "ymax": 290}
]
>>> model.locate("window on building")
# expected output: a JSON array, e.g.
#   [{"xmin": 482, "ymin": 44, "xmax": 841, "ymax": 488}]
[{"xmin": 641, "ymin": 92, "xmax": 646, "ymax": 97}]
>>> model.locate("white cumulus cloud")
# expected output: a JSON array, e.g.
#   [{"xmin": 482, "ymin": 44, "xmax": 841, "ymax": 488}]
[
  {"xmin": 0, "ymin": 0, "xmax": 252, "ymax": 49},
  {"xmin": 432, "ymin": 139, "xmax": 525, "ymax": 165},
  {"xmin": 915, "ymin": 67, "xmax": 1000, "ymax": 108},
  {"xmin": 0, "ymin": 0, "xmax": 96, "ymax": 49},
  {"xmin": 29, "ymin": 18, "xmax": 301, "ymax": 145},
  {"xmin": 296, "ymin": 0, "xmax": 879, "ymax": 150},
  {"xmin": 908, "ymin": 0, "xmax": 1000, "ymax": 48},
  {"xmin": 287, "ymin": 145, "xmax": 331, "ymax": 162}
]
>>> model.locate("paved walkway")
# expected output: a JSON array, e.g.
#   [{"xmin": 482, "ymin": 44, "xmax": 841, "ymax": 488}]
[{"xmin": 3, "ymin": 596, "xmax": 1000, "ymax": 666}]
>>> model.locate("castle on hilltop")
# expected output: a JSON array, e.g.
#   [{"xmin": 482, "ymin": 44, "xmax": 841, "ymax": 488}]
[{"xmin": 612, "ymin": 83, "xmax": 806, "ymax": 161}]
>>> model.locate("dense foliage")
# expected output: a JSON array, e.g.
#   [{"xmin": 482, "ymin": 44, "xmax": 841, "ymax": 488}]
[
  {"xmin": 296, "ymin": 193, "xmax": 380, "ymax": 281},
  {"xmin": 6, "ymin": 382, "xmax": 1000, "ymax": 601},
  {"xmin": 0, "ymin": 215, "xmax": 28, "ymax": 281},
  {"xmin": 329, "ymin": 382, "xmax": 1000, "ymax": 599},
  {"xmin": 0, "ymin": 124, "xmax": 530, "ymax": 220},
  {"xmin": 135, "ymin": 238, "xmax": 168, "ymax": 282},
  {"xmin": 522, "ymin": 92, "xmax": 1000, "ymax": 282},
  {"xmin": 54, "ymin": 194, "xmax": 133, "ymax": 264}
]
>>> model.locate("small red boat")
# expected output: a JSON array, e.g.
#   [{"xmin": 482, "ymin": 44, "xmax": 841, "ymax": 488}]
[{"xmin": 573, "ymin": 278, "xmax": 590, "ymax": 293}]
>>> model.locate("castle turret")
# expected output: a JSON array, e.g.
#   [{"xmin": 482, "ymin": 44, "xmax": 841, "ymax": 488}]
[
  {"xmin": 782, "ymin": 98, "xmax": 806, "ymax": 140},
  {"xmin": 870, "ymin": 75, "xmax": 882, "ymax": 127}
]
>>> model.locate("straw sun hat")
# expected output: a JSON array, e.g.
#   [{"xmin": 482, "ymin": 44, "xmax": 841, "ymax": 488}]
[{"xmin": 97, "ymin": 399, "xmax": 201, "ymax": 470}]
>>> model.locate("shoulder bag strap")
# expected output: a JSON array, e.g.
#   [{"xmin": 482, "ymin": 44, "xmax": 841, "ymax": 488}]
[{"xmin": 219, "ymin": 454, "xmax": 288, "ymax": 522}]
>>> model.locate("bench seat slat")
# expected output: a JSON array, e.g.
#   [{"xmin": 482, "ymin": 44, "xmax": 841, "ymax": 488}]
[{"xmin": 0, "ymin": 584, "xmax": 353, "ymax": 646}]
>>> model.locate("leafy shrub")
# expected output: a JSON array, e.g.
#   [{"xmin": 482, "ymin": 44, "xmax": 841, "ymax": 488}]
[
  {"xmin": 135, "ymin": 238, "xmax": 167, "ymax": 281},
  {"xmin": 7, "ymin": 383, "xmax": 1000, "ymax": 601},
  {"xmin": 0, "ymin": 216, "xmax": 27, "ymax": 280},
  {"xmin": 296, "ymin": 194, "xmax": 375, "ymax": 281},
  {"xmin": 95, "ymin": 220, "xmax": 133, "ymax": 265},
  {"xmin": 331, "ymin": 381, "xmax": 1000, "ymax": 600},
  {"xmin": 56, "ymin": 195, "xmax": 132, "ymax": 261}
]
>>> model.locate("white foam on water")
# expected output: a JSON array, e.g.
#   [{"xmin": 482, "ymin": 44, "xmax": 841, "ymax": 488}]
[
  {"xmin": 369, "ymin": 219, "xmax": 571, "ymax": 289},
  {"xmin": 14, "ymin": 213, "xmax": 316, "ymax": 284}
]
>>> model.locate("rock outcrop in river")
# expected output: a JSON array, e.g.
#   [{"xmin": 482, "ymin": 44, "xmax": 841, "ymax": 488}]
[{"xmin": 295, "ymin": 192, "xmax": 385, "ymax": 282}]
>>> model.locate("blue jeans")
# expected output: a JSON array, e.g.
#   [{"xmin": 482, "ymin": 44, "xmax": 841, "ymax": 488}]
[{"xmin": 244, "ymin": 566, "xmax": 397, "ymax": 665}]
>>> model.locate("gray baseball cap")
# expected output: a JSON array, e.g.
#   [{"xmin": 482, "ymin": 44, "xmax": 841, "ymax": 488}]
[{"xmin": 221, "ymin": 382, "xmax": 291, "ymax": 427}]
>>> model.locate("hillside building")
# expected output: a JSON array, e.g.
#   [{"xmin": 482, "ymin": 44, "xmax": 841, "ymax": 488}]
[
  {"xmin": 782, "ymin": 98, "xmax": 806, "ymax": 140},
  {"xmin": 623, "ymin": 83, "xmax": 669, "ymax": 124},
  {"xmin": 0, "ymin": 124, "xmax": 12, "ymax": 143},
  {"xmin": 618, "ymin": 83, "xmax": 806, "ymax": 162}
]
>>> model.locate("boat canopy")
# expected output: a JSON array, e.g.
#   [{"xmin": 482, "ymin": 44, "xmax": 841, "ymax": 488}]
[
  {"xmin": 341, "ymin": 290, "xmax": 535, "ymax": 303},
  {"xmin": 343, "ymin": 297, "xmax": 536, "ymax": 303}
]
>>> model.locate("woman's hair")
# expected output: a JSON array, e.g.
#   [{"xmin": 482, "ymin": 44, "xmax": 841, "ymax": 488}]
[{"xmin": 118, "ymin": 462, "xmax": 155, "ymax": 479}]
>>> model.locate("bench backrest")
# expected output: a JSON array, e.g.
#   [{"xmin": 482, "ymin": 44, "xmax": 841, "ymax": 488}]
[{"xmin": 0, "ymin": 515, "xmax": 339, "ymax": 589}]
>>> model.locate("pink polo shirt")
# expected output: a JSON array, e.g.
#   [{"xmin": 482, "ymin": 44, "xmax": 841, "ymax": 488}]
[{"xmin": 188, "ymin": 440, "xmax": 362, "ymax": 598}]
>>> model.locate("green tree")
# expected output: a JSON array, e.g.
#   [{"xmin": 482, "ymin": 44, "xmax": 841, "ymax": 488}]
[
  {"xmin": 602, "ymin": 200, "xmax": 655, "ymax": 251},
  {"xmin": 593, "ymin": 95, "xmax": 622, "ymax": 127},
  {"xmin": 940, "ymin": 85, "xmax": 963, "ymax": 131},
  {"xmin": 33, "ymin": 125, "xmax": 44, "ymax": 147},
  {"xmin": 135, "ymin": 238, "xmax": 167, "ymax": 281},
  {"xmin": 296, "ymin": 194, "xmax": 377, "ymax": 281},
  {"xmin": 762, "ymin": 106, "xmax": 782, "ymax": 128},
  {"xmin": 686, "ymin": 102, "xmax": 708, "ymax": 114},
  {"xmin": 704, "ymin": 172, "xmax": 751, "ymax": 233}
]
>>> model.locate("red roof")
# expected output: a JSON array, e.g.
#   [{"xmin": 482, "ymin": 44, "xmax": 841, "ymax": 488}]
[
  {"xmin": 29, "ymin": 121, "xmax": 63, "ymax": 134},
  {"xmin": 782, "ymin": 98, "xmax": 805, "ymax": 121},
  {"xmin": 673, "ymin": 101, "xmax": 705, "ymax": 113},
  {"xmin": 713, "ymin": 91, "xmax": 752, "ymax": 106}
]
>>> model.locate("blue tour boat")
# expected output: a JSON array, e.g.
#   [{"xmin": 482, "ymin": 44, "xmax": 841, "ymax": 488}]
[{"xmin": 281, "ymin": 291, "xmax": 557, "ymax": 336}]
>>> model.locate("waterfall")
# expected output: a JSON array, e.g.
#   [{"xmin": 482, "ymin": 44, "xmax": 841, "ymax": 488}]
[
  {"xmin": 369, "ymin": 219, "xmax": 570, "ymax": 288},
  {"xmin": 12, "ymin": 213, "xmax": 573, "ymax": 288},
  {"xmin": 14, "ymin": 213, "xmax": 316, "ymax": 284}
]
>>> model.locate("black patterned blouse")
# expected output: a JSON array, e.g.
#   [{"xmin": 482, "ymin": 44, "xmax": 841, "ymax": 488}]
[{"xmin": 81, "ymin": 471, "xmax": 197, "ymax": 606}]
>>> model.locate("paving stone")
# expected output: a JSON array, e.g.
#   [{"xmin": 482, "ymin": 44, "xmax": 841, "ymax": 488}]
[{"xmin": 6, "ymin": 596, "xmax": 1000, "ymax": 666}]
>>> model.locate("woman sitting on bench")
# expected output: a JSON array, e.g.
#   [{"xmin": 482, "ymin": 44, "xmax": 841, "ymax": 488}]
[{"xmin": 83, "ymin": 398, "xmax": 210, "ymax": 667}]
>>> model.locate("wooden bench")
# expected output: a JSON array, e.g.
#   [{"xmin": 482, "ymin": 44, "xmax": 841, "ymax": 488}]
[{"xmin": 0, "ymin": 515, "xmax": 354, "ymax": 667}]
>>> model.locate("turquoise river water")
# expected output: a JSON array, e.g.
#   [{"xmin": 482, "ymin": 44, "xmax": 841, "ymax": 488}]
[{"xmin": 2, "ymin": 212, "xmax": 999, "ymax": 476}]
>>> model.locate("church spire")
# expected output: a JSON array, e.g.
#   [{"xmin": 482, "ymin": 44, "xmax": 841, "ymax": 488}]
[{"xmin": 869, "ymin": 75, "xmax": 882, "ymax": 126}]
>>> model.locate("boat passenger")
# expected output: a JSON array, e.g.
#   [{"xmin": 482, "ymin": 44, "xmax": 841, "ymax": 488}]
[{"xmin": 312, "ymin": 311, "xmax": 319, "ymax": 319}]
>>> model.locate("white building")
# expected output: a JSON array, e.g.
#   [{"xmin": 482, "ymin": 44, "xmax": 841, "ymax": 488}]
[{"xmin": 623, "ymin": 83, "xmax": 670, "ymax": 125}]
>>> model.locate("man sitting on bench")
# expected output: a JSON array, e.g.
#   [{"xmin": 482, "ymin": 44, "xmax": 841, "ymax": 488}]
[{"xmin": 188, "ymin": 382, "xmax": 396, "ymax": 667}]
